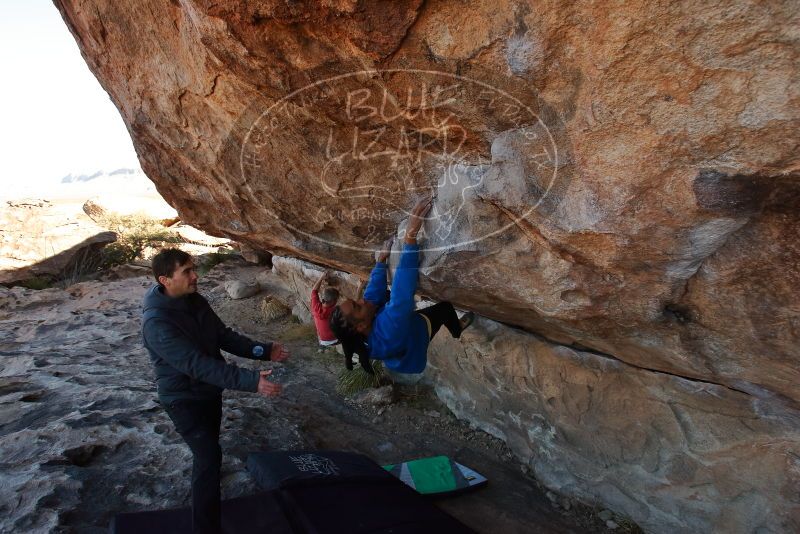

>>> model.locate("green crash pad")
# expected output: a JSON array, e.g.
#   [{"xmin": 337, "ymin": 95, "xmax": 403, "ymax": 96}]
[{"xmin": 383, "ymin": 456, "xmax": 488, "ymax": 496}]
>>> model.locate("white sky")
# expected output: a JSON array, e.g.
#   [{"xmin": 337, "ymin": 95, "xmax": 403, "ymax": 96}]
[{"xmin": 0, "ymin": 0, "xmax": 141, "ymax": 192}]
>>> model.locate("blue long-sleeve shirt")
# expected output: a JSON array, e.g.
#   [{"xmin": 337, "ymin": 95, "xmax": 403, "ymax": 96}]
[{"xmin": 365, "ymin": 243, "xmax": 430, "ymax": 373}]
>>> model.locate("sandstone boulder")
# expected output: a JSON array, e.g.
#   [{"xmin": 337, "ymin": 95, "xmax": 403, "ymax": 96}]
[
  {"xmin": 53, "ymin": 1, "xmax": 800, "ymax": 531},
  {"xmin": 0, "ymin": 199, "xmax": 116, "ymax": 285},
  {"xmin": 82, "ymin": 194, "xmax": 179, "ymax": 226},
  {"xmin": 235, "ymin": 242, "xmax": 272, "ymax": 265},
  {"xmin": 223, "ymin": 279, "xmax": 260, "ymax": 300},
  {"xmin": 427, "ymin": 317, "xmax": 800, "ymax": 533},
  {"xmin": 53, "ymin": 0, "xmax": 800, "ymax": 407},
  {"xmin": 173, "ymin": 225, "xmax": 230, "ymax": 248}
]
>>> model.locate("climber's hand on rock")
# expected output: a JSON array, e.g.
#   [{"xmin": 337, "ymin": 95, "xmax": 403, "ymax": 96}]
[
  {"xmin": 405, "ymin": 197, "xmax": 433, "ymax": 244},
  {"xmin": 376, "ymin": 237, "xmax": 393, "ymax": 263}
]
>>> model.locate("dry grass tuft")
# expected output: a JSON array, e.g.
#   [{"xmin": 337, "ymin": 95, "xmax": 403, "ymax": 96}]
[{"xmin": 336, "ymin": 360, "xmax": 386, "ymax": 396}]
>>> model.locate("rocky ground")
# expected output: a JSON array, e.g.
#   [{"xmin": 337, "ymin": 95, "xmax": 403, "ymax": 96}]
[{"xmin": 0, "ymin": 256, "xmax": 632, "ymax": 533}]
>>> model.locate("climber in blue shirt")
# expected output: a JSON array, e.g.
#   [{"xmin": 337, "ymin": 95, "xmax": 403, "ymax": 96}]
[{"xmin": 330, "ymin": 198, "xmax": 474, "ymax": 374}]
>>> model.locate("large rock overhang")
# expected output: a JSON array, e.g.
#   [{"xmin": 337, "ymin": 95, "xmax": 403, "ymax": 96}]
[{"xmin": 53, "ymin": 0, "xmax": 800, "ymax": 404}]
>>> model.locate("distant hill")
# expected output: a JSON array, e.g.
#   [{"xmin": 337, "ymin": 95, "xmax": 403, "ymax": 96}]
[{"xmin": 61, "ymin": 168, "xmax": 139, "ymax": 183}]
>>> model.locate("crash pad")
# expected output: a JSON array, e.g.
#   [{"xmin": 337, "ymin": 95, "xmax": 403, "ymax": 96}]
[
  {"xmin": 383, "ymin": 455, "xmax": 488, "ymax": 496},
  {"xmin": 110, "ymin": 491, "xmax": 292, "ymax": 534}
]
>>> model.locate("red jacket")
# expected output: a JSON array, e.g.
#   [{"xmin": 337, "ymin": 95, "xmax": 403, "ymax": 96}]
[{"xmin": 311, "ymin": 290, "xmax": 337, "ymax": 342}]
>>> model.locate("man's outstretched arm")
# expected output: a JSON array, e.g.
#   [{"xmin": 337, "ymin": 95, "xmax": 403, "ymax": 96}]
[
  {"xmin": 144, "ymin": 319, "xmax": 259, "ymax": 392},
  {"xmin": 210, "ymin": 307, "xmax": 288, "ymax": 362}
]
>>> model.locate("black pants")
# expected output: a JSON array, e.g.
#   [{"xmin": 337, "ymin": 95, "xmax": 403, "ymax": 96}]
[
  {"xmin": 417, "ymin": 302, "xmax": 462, "ymax": 340},
  {"xmin": 164, "ymin": 398, "xmax": 223, "ymax": 534}
]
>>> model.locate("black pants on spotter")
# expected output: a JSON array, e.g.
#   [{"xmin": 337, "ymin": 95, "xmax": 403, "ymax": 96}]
[
  {"xmin": 164, "ymin": 398, "xmax": 223, "ymax": 534},
  {"xmin": 417, "ymin": 302, "xmax": 462, "ymax": 340}
]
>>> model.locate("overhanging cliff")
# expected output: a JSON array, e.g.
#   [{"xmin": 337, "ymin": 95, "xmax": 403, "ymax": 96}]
[{"xmin": 54, "ymin": 1, "xmax": 800, "ymax": 531}]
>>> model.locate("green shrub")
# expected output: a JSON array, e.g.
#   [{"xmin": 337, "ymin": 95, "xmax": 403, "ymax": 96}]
[
  {"xmin": 195, "ymin": 250, "xmax": 236, "ymax": 276},
  {"xmin": 336, "ymin": 360, "xmax": 386, "ymax": 396},
  {"xmin": 97, "ymin": 214, "xmax": 183, "ymax": 268},
  {"xmin": 55, "ymin": 243, "xmax": 109, "ymax": 288},
  {"xmin": 19, "ymin": 276, "xmax": 53, "ymax": 290}
]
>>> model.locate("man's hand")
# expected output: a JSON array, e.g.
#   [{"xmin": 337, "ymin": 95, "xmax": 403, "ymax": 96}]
[
  {"xmin": 376, "ymin": 237, "xmax": 393, "ymax": 263},
  {"xmin": 405, "ymin": 197, "xmax": 433, "ymax": 244},
  {"xmin": 270, "ymin": 342, "xmax": 289, "ymax": 362},
  {"xmin": 257, "ymin": 370, "xmax": 281, "ymax": 397}
]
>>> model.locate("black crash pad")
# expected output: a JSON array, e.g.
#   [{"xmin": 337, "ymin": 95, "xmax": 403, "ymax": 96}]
[
  {"xmin": 112, "ymin": 451, "xmax": 474, "ymax": 534},
  {"xmin": 110, "ymin": 491, "xmax": 293, "ymax": 534},
  {"xmin": 247, "ymin": 449, "xmax": 474, "ymax": 533},
  {"xmin": 246, "ymin": 449, "xmax": 395, "ymax": 490},
  {"xmin": 279, "ymin": 478, "xmax": 475, "ymax": 534}
]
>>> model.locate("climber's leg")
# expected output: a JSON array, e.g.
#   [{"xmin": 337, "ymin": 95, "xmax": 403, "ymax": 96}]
[{"xmin": 417, "ymin": 302, "xmax": 469, "ymax": 339}]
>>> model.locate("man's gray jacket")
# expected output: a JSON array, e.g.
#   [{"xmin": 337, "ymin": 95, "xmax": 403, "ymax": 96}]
[{"xmin": 142, "ymin": 284, "xmax": 271, "ymax": 404}]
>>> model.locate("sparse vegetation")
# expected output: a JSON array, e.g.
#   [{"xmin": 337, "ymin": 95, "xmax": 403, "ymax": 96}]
[
  {"xmin": 96, "ymin": 213, "xmax": 183, "ymax": 268},
  {"xmin": 56, "ymin": 242, "xmax": 114, "ymax": 288},
  {"xmin": 614, "ymin": 517, "xmax": 644, "ymax": 534},
  {"xmin": 336, "ymin": 360, "xmax": 387, "ymax": 396},
  {"xmin": 196, "ymin": 250, "xmax": 237, "ymax": 276},
  {"xmin": 260, "ymin": 296, "xmax": 292, "ymax": 322},
  {"xmin": 42, "ymin": 214, "xmax": 186, "ymax": 288},
  {"xmin": 18, "ymin": 276, "xmax": 53, "ymax": 290}
]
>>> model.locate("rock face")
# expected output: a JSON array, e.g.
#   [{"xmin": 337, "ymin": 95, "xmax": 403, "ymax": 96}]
[
  {"xmin": 270, "ymin": 253, "xmax": 800, "ymax": 533},
  {"xmin": 54, "ymin": 1, "xmax": 799, "ymax": 531},
  {"xmin": 427, "ymin": 319, "xmax": 800, "ymax": 534},
  {"xmin": 223, "ymin": 279, "xmax": 261, "ymax": 300}
]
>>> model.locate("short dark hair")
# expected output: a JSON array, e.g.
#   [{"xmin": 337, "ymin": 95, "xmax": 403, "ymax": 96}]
[
  {"xmin": 329, "ymin": 306, "xmax": 372, "ymax": 374},
  {"xmin": 151, "ymin": 248, "xmax": 191, "ymax": 283},
  {"xmin": 329, "ymin": 305, "xmax": 358, "ymax": 342},
  {"xmin": 321, "ymin": 287, "xmax": 340, "ymax": 304}
]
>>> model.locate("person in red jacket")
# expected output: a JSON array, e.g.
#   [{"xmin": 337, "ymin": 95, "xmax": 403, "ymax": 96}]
[{"xmin": 311, "ymin": 270, "xmax": 339, "ymax": 345}]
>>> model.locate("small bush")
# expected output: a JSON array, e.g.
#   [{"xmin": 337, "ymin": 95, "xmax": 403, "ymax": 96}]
[
  {"xmin": 336, "ymin": 360, "xmax": 386, "ymax": 396},
  {"xmin": 614, "ymin": 518, "xmax": 644, "ymax": 534},
  {"xmin": 260, "ymin": 296, "xmax": 291, "ymax": 322},
  {"xmin": 96, "ymin": 214, "xmax": 183, "ymax": 268},
  {"xmin": 195, "ymin": 250, "xmax": 236, "ymax": 276},
  {"xmin": 56, "ymin": 243, "xmax": 107, "ymax": 288},
  {"xmin": 19, "ymin": 276, "xmax": 53, "ymax": 290}
]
